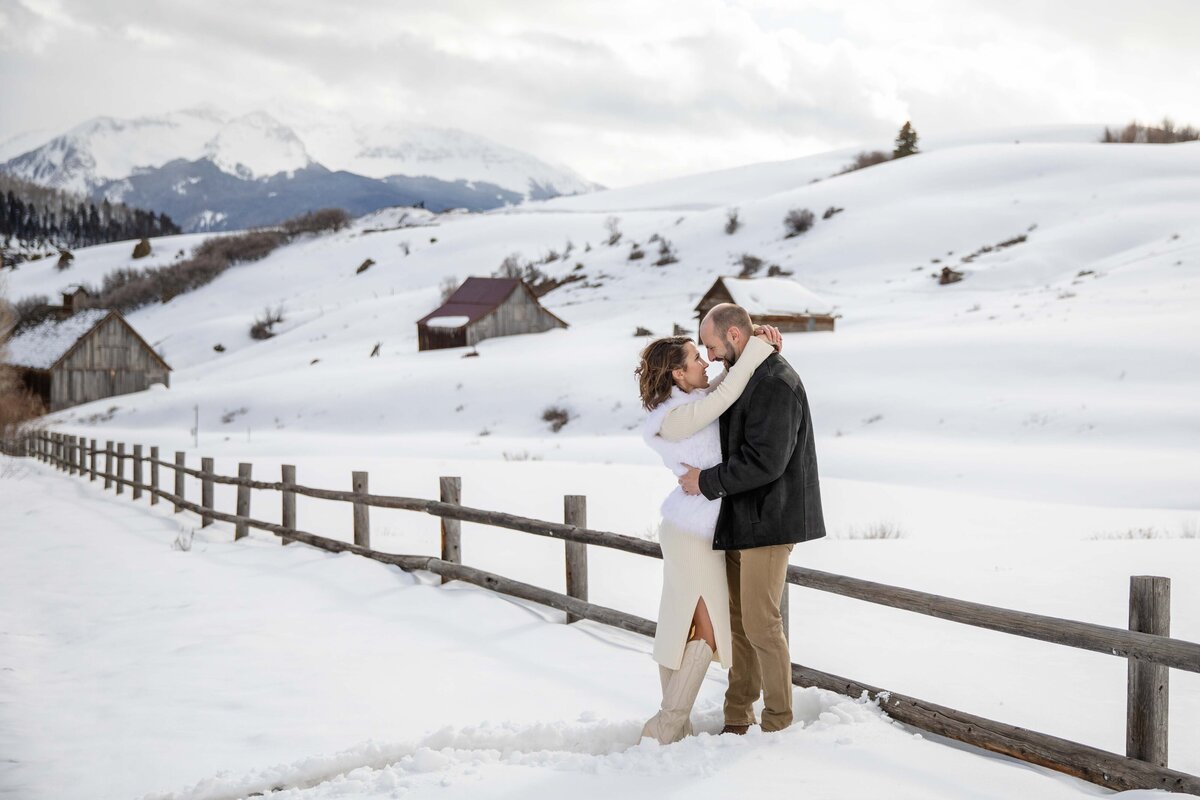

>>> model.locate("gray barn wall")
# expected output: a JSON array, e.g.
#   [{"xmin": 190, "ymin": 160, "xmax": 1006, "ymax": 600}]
[
  {"xmin": 50, "ymin": 316, "xmax": 170, "ymax": 411},
  {"xmin": 466, "ymin": 288, "xmax": 563, "ymax": 346}
]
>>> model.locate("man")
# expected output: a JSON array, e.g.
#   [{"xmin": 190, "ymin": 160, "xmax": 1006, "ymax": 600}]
[{"xmin": 679, "ymin": 303, "xmax": 826, "ymax": 733}]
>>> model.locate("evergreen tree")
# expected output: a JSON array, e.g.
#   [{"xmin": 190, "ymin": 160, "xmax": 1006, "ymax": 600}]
[{"xmin": 893, "ymin": 121, "xmax": 920, "ymax": 159}]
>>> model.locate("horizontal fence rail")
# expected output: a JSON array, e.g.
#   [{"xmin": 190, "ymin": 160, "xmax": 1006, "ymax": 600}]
[{"xmin": 7, "ymin": 430, "xmax": 1199, "ymax": 796}]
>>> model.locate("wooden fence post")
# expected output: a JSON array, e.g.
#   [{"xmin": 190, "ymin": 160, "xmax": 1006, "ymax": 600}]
[
  {"xmin": 115, "ymin": 443, "xmax": 126, "ymax": 495},
  {"xmin": 440, "ymin": 477, "xmax": 462, "ymax": 584},
  {"xmin": 89, "ymin": 438, "xmax": 97, "ymax": 481},
  {"xmin": 564, "ymin": 495, "xmax": 589, "ymax": 624},
  {"xmin": 132, "ymin": 444, "xmax": 143, "ymax": 500},
  {"xmin": 235, "ymin": 463, "xmax": 252, "ymax": 540},
  {"xmin": 281, "ymin": 465, "xmax": 296, "ymax": 545},
  {"xmin": 200, "ymin": 457, "xmax": 214, "ymax": 527},
  {"xmin": 149, "ymin": 446, "xmax": 160, "ymax": 505},
  {"xmin": 67, "ymin": 436, "xmax": 77, "ymax": 475},
  {"xmin": 1127, "ymin": 575, "xmax": 1170, "ymax": 767},
  {"xmin": 352, "ymin": 471, "xmax": 370, "ymax": 548},
  {"xmin": 174, "ymin": 452, "xmax": 185, "ymax": 513},
  {"xmin": 104, "ymin": 441, "xmax": 113, "ymax": 490},
  {"xmin": 781, "ymin": 584, "xmax": 791, "ymax": 646},
  {"xmin": 55, "ymin": 433, "xmax": 63, "ymax": 470}
]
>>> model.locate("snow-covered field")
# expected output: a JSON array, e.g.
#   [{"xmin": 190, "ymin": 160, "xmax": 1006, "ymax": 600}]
[
  {"xmin": 3, "ymin": 128, "xmax": 1199, "ymax": 797},
  {"xmin": 2, "ymin": 459, "xmax": 1195, "ymax": 800}
]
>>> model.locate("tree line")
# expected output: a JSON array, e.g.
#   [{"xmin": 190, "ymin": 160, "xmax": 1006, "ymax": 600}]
[{"xmin": 0, "ymin": 173, "xmax": 180, "ymax": 253}]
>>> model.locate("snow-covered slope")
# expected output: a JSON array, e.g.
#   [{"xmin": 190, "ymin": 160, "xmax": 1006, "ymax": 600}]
[
  {"xmin": 10, "ymin": 138, "xmax": 1199, "ymax": 507},
  {"xmin": 7, "ymin": 464, "xmax": 1194, "ymax": 799}
]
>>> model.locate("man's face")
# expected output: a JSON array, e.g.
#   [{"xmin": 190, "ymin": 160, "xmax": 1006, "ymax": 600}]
[{"xmin": 700, "ymin": 319, "xmax": 737, "ymax": 367}]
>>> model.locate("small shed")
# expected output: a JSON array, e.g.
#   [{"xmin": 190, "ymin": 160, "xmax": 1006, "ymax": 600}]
[
  {"xmin": 4, "ymin": 309, "xmax": 171, "ymax": 412},
  {"xmin": 416, "ymin": 277, "xmax": 568, "ymax": 351},
  {"xmin": 695, "ymin": 276, "xmax": 837, "ymax": 333}
]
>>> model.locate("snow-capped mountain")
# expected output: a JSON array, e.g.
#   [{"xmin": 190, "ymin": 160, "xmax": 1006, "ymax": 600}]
[{"xmin": 1, "ymin": 108, "xmax": 599, "ymax": 231}]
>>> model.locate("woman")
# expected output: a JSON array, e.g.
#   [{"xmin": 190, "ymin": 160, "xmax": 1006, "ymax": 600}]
[{"xmin": 635, "ymin": 325, "xmax": 781, "ymax": 744}]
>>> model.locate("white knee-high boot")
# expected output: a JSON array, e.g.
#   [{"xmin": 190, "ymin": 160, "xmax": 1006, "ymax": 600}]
[{"xmin": 641, "ymin": 639, "xmax": 712, "ymax": 744}]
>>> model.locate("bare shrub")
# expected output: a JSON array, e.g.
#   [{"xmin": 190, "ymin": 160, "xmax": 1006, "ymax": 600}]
[
  {"xmin": 439, "ymin": 275, "xmax": 460, "ymax": 302},
  {"xmin": 250, "ymin": 306, "xmax": 284, "ymax": 340},
  {"xmin": 131, "ymin": 238, "xmax": 152, "ymax": 259},
  {"xmin": 194, "ymin": 230, "xmax": 284, "ymax": 265},
  {"xmin": 281, "ymin": 208, "xmax": 350, "ymax": 236},
  {"xmin": 356, "ymin": 258, "xmax": 375, "ymax": 274},
  {"xmin": 784, "ymin": 208, "xmax": 815, "ymax": 238},
  {"xmin": 654, "ymin": 238, "xmax": 679, "ymax": 266},
  {"xmin": 823, "ymin": 206, "xmax": 844, "ymax": 220},
  {"xmin": 12, "ymin": 294, "xmax": 53, "ymax": 334},
  {"xmin": 172, "ymin": 529, "xmax": 195, "ymax": 551},
  {"xmin": 725, "ymin": 208, "xmax": 741, "ymax": 235},
  {"xmin": 604, "ymin": 216, "xmax": 622, "ymax": 246},
  {"xmin": 766, "ymin": 264, "xmax": 793, "ymax": 277},
  {"xmin": 628, "ymin": 243, "xmax": 645, "ymax": 261},
  {"xmin": 634, "ymin": 325, "xmax": 652, "ymax": 336},
  {"xmin": 0, "ymin": 276, "xmax": 47, "ymax": 441},
  {"xmin": 56, "ymin": 250, "xmax": 74, "ymax": 270},
  {"xmin": 497, "ymin": 253, "xmax": 524, "ymax": 279},
  {"xmin": 838, "ymin": 151, "xmax": 890, "ymax": 175},
  {"xmin": 542, "ymin": 405, "xmax": 570, "ymax": 433},
  {"xmin": 842, "ymin": 521, "xmax": 905, "ymax": 540},
  {"xmin": 737, "ymin": 254, "xmax": 764, "ymax": 278},
  {"xmin": 1102, "ymin": 119, "xmax": 1200, "ymax": 144}
]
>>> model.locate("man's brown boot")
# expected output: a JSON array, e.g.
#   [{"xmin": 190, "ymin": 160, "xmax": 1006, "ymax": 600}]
[{"xmin": 720, "ymin": 724, "xmax": 751, "ymax": 735}]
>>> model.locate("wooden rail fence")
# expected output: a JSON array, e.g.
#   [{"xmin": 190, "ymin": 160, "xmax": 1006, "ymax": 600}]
[{"xmin": 3, "ymin": 430, "xmax": 1198, "ymax": 795}]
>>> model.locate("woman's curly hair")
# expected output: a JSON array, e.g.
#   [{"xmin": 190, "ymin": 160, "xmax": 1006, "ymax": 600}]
[{"xmin": 635, "ymin": 336, "xmax": 692, "ymax": 411}]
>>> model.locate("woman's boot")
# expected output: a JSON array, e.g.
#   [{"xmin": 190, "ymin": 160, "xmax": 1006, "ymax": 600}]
[{"xmin": 640, "ymin": 639, "xmax": 712, "ymax": 744}]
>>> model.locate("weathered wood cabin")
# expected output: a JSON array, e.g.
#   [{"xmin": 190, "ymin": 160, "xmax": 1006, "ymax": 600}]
[
  {"xmin": 416, "ymin": 277, "xmax": 568, "ymax": 351},
  {"xmin": 695, "ymin": 276, "xmax": 837, "ymax": 333},
  {"xmin": 5, "ymin": 308, "xmax": 171, "ymax": 412}
]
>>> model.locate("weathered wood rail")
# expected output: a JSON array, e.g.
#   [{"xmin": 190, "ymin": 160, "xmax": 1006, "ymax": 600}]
[{"xmin": 4, "ymin": 430, "xmax": 1199, "ymax": 795}]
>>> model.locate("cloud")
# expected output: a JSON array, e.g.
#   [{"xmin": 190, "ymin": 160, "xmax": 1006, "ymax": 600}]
[{"xmin": 3, "ymin": 0, "xmax": 1199, "ymax": 186}]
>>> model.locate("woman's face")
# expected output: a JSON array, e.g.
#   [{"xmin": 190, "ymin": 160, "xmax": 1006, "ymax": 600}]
[{"xmin": 672, "ymin": 342, "xmax": 710, "ymax": 392}]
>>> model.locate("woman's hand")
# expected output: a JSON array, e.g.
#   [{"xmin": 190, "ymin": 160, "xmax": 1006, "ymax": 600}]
[{"xmin": 752, "ymin": 324, "xmax": 783, "ymax": 353}]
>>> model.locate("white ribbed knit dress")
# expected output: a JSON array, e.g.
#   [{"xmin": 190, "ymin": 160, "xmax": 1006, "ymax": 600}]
[{"xmin": 641, "ymin": 337, "xmax": 773, "ymax": 670}]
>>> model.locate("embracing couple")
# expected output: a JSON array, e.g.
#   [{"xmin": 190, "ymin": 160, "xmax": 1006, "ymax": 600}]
[{"xmin": 635, "ymin": 302, "xmax": 825, "ymax": 744}]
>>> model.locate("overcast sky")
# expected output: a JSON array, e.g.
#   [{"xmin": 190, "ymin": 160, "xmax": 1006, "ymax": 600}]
[{"xmin": 2, "ymin": 0, "xmax": 1199, "ymax": 187}]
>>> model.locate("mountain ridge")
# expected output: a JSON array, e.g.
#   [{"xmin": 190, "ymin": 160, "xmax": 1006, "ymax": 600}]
[{"xmin": 1, "ymin": 108, "xmax": 599, "ymax": 231}]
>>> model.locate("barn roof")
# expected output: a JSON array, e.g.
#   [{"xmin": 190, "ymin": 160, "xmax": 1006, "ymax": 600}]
[
  {"xmin": 4, "ymin": 309, "xmax": 112, "ymax": 370},
  {"xmin": 3, "ymin": 309, "xmax": 172, "ymax": 373},
  {"xmin": 416, "ymin": 277, "xmax": 568, "ymax": 329},
  {"xmin": 699, "ymin": 277, "xmax": 834, "ymax": 316},
  {"xmin": 417, "ymin": 278, "xmax": 521, "ymax": 327}
]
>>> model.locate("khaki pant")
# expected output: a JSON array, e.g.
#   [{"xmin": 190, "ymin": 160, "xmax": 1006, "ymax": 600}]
[{"xmin": 724, "ymin": 544, "xmax": 793, "ymax": 731}]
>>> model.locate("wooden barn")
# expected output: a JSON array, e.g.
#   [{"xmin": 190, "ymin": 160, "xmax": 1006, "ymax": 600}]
[
  {"xmin": 4, "ymin": 308, "xmax": 171, "ymax": 412},
  {"xmin": 695, "ymin": 276, "xmax": 837, "ymax": 333},
  {"xmin": 417, "ymin": 277, "xmax": 568, "ymax": 351}
]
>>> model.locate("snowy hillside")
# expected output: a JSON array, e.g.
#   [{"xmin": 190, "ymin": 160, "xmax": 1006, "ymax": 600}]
[
  {"xmin": 11, "ymin": 137, "xmax": 1198, "ymax": 506},
  {"xmin": 10, "ymin": 465, "xmax": 1195, "ymax": 799},
  {"xmin": 4, "ymin": 135, "xmax": 1199, "ymax": 797}
]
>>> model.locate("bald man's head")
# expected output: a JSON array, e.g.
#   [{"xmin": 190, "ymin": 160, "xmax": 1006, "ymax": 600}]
[{"xmin": 700, "ymin": 303, "xmax": 753, "ymax": 367}]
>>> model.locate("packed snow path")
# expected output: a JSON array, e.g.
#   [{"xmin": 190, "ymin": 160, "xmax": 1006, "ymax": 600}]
[{"xmin": 2, "ymin": 457, "xmax": 1191, "ymax": 800}]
